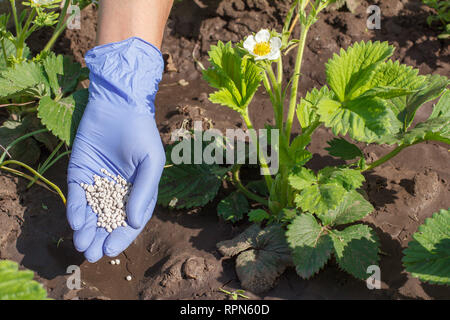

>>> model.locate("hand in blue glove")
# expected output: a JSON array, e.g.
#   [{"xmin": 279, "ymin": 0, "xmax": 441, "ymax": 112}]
[{"xmin": 66, "ymin": 37, "xmax": 166, "ymax": 263}]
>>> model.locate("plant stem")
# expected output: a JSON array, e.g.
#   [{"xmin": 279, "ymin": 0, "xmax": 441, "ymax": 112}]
[
  {"xmin": 9, "ymin": 0, "xmax": 21, "ymax": 35},
  {"xmin": 231, "ymin": 164, "xmax": 268, "ymax": 206},
  {"xmin": 363, "ymin": 143, "xmax": 411, "ymax": 172},
  {"xmin": 1, "ymin": 160, "xmax": 66, "ymax": 205},
  {"xmin": 242, "ymin": 112, "xmax": 273, "ymax": 190},
  {"xmin": 262, "ymin": 72, "xmax": 276, "ymax": 111},
  {"xmin": 285, "ymin": 24, "xmax": 310, "ymax": 142},
  {"xmin": 16, "ymin": 8, "xmax": 36, "ymax": 59},
  {"xmin": 265, "ymin": 64, "xmax": 283, "ymax": 129},
  {"xmin": 0, "ymin": 100, "xmax": 36, "ymax": 108},
  {"xmin": 364, "ymin": 134, "xmax": 450, "ymax": 172},
  {"xmin": 302, "ymin": 119, "xmax": 320, "ymax": 137},
  {"xmin": 42, "ymin": 0, "xmax": 71, "ymax": 53},
  {"xmin": 277, "ymin": 55, "xmax": 283, "ymax": 86}
]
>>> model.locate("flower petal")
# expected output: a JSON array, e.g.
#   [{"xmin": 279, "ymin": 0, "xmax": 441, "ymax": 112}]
[
  {"xmin": 265, "ymin": 49, "xmax": 280, "ymax": 61},
  {"xmin": 254, "ymin": 55, "xmax": 267, "ymax": 61},
  {"xmin": 255, "ymin": 29, "xmax": 270, "ymax": 43},
  {"xmin": 270, "ymin": 37, "xmax": 282, "ymax": 50},
  {"xmin": 243, "ymin": 35, "xmax": 256, "ymax": 52}
]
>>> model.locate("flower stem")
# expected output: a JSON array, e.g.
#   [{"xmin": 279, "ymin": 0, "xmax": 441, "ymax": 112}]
[
  {"xmin": 242, "ymin": 112, "xmax": 273, "ymax": 190},
  {"xmin": 285, "ymin": 24, "xmax": 310, "ymax": 141},
  {"xmin": 262, "ymin": 72, "xmax": 277, "ymax": 116},
  {"xmin": 16, "ymin": 8, "xmax": 36, "ymax": 59},
  {"xmin": 265, "ymin": 64, "xmax": 283, "ymax": 129},
  {"xmin": 231, "ymin": 164, "xmax": 268, "ymax": 206},
  {"xmin": 42, "ymin": 0, "xmax": 71, "ymax": 53},
  {"xmin": 9, "ymin": 0, "xmax": 21, "ymax": 35}
]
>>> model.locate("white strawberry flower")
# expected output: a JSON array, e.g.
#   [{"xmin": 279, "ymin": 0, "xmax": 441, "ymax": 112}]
[
  {"xmin": 243, "ymin": 29, "xmax": 282, "ymax": 61},
  {"xmin": 31, "ymin": 0, "xmax": 57, "ymax": 6}
]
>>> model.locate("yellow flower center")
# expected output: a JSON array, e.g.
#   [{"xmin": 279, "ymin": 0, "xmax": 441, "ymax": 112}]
[{"xmin": 253, "ymin": 42, "xmax": 271, "ymax": 56}]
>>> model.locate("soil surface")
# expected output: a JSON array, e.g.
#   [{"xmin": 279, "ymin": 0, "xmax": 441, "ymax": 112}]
[{"xmin": 1, "ymin": 0, "xmax": 450, "ymax": 300}]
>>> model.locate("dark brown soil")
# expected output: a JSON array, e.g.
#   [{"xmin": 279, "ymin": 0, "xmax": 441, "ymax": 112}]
[{"xmin": 1, "ymin": 0, "xmax": 449, "ymax": 300}]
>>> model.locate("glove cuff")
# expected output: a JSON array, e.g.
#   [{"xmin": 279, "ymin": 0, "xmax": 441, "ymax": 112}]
[{"xmin": 84, "ymin": 37, "xmax": 164, "ymax": 115}]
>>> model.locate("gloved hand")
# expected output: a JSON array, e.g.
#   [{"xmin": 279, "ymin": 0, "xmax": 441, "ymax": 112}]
[{"xmin": 66, "ymin": 37, "xmax": 166, "ymax": 263}]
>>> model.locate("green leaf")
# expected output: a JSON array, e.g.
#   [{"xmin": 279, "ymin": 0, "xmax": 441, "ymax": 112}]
[
  {"xmin": 288, "ymin": 135, "xmax": 312, "ymax": 166},
  {"xmin": 248, "ymin": 209, "xmax": 270, "ymax": 223},
  {"xmin": 401, "ymin": 117, "xmax": 450, "ymax": 145},
  {"xmin": 0, "ymin": 260, "xmax": 49, "ymax": 300},
  {"xmin": 279, "ymin": 208, "xmax": 298, "ymax": 223},
  {"xmin": 0, "ymin": 119, "xmax": 40, "ymax": 164},
  {"xmin": 286, "ymin": 213, "xmax": 333, "ymax": 279},
  {"xmin": 429, "ymin": 89, "xmax": 450, "ymax": 120},
  {"xmin": 37, "ymin": 89, "xmax": 88, "ymax": 146},
  {"xmin": 318, "ymin": 167, "xmax": 365, "ymax": 191},
  {"xmin": 326, "ymin": 41, "xmax": 394, "ymax": 102},
  {"xmin": 325, "ymin": 138, "xmax": 363, "ymax": 160},
  {"xmin": 158, "ymin": 164, "xmax": 228, "ymax": 209},
  {"xmin": 0, "ymin": 60, "xmax": 49, "ymax": 99},
  {"xmin": 369, "ymin": 60, "xmax": 425, "ymax": 94},
  {"xmin": 359, "ymin": 86, "xmax": 417, "ymax": 100},
  {"xmin": 217, "ymin": 192, "xmax": 250, "ymax": 223},
  {"xmin": 288, "ymin": 166, "xmax": 354, "ymax": 215},
  {"xmin": 403, "ymin": 208, "xmax": 450, "ymax": 285},
  {"xmin": 398, "ymin": 74, "xmax": 449, "ymax": 130},
  {"xmin": 288, "ymin": 166, "xmax": 316, "ymax": 190},
  {"xmin": 297, "ymin": 86, "xmax": 332, "ymax": 128},
  {"xmin": 330, "ymin": 224, "xmax": 380, "ymax": 280},
  {"xmin": 280, "ymin": 134, "xmax": 312, "ymax": 169},
  {"xmin": 203, "ymin": 41, "xmax": 262, "ymax": 114},
  {"xmin": 42, "ymin": 53, "xmax": 87, "ymax": 97},
  {"xmin": 208, "ymin": 88, "xmax": 241, "ymax": 113},
  {"xmin": 295, "ymin": 183, "xmax": 347, "ymax": 215},
  {"xmin": 318, "ymin": 190, "xmax": 374, "ymax": 226},
  {"xmin": 317, "ymin": 96, "xmax": 392, "ymax": 142}
]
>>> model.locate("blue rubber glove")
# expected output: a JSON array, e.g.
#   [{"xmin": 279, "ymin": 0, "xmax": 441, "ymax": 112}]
[{"xmin": 66, "ymin": 37, "xmax": 166, "ymax": 263}]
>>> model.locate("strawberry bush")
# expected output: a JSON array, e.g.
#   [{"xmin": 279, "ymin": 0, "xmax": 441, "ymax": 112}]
[{"xmin": 159, "ymin": 0, "xmax": 449, "ymax": 292}]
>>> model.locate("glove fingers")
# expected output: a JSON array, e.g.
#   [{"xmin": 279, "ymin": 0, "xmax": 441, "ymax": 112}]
[
  {"xmin": 126, "ymin": 154, "xmax": 165, "ymax": 229},
  {"xmin": 73, "ymin": 207, "xmax": 97, "ymax": 252},
  {"xmin": 67, "ymin": 182, "xmax": 87, "ymax": 230},
  {"xmin": 104, "ymin": 193, "xmax": 157, "ymax": 257},
  {"xmin": 84, "ymin": 228, "xmax": 109, "ymax": 263}
]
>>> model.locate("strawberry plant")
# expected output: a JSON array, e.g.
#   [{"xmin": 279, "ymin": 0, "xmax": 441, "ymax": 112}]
[
  {"xmin": 159, "ymin": 0, "xmax": 449, "ymax": 290},
  {"xmin": 0, "ymin": 1, "xmax": 91, "ymax": 204},
  {"xmin": 423, "ymin": 0, "xmax": 450, "ymax": 39}
]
